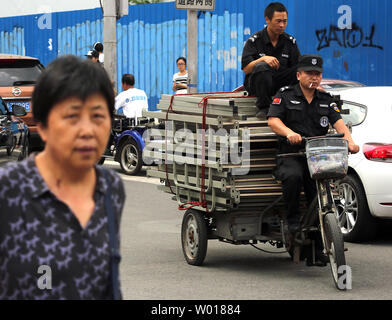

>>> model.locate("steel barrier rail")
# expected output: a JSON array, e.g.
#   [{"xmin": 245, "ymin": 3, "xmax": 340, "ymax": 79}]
[
  {"xmin": 147, "ymin": 168, "xmax": 228, "ymax": 193},
  {"xmin": 143, "ymin": 110, "xmax": 226, "ymax": 128},
  {"xmin": 157, "ymin": 102, "xmax": 257, "ymax": 118},
  {"xmin": 157, "ymin": 185, "xmax": 232, "ymax": 208},
  {"xmin": 146, "ymin": 92, "xmax": 285, "ymax": 214},
  {"xmin": 156, "ymin": 164, "xmax": 230, "ymax": 178}
]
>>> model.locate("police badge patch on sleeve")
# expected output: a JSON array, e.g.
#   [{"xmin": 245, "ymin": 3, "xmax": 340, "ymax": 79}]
[
  {"xmin": 320, "ymin": 116, "xmax": 329, "ymax": 127},
  {"xmin": 330, "ymin": 102, "xmax": 341, "ymax": 112}
]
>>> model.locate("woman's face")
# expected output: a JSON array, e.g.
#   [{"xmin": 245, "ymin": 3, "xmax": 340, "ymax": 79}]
[
  {"xmin": 177, "ymin": 59, "xmax": 186, "ymax": 73},
  {"xmin": 37, "ymin": 94, "xmax": 111, "ymax": 170}
]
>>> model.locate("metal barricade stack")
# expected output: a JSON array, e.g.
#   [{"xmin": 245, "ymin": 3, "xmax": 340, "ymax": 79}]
[{"xmin": 142, "ymin": 92, "xmax": 286, "ymax": 216}]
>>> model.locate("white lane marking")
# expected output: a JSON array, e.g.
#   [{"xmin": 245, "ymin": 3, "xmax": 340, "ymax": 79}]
[
  {"xmin": 121, "ymin": 175, "xmax": 161, "ymax": 185},
  {"xmin": 103, "ymin": 161, "xmax": 161, "ymax": 185},
  {"xmin": 137, "ymin": 219, "xmax": 182, "ymax": 234}
]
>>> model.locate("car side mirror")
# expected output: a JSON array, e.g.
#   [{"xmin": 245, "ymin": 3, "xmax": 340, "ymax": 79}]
[{"xmin": 12, "ymin": 105, "xmax": 27, "ymax": 117}]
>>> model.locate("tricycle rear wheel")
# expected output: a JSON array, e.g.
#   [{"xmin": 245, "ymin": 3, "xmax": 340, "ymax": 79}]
[{"xmin": 181, "ymin": 209, "xmax": 208, "ymax": 266}]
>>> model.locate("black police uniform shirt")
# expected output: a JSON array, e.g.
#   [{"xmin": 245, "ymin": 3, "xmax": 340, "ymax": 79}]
[
  {"xmin": 241, "ymin": 27, "xmax": 300, "ymax": 85},
  {"xmin": 267, "ymin": 83, "xmax": 342, "ymax": 153},
  {"xmin": 0, "ymin": 155, "xmax": 125, "ymax": 300}
]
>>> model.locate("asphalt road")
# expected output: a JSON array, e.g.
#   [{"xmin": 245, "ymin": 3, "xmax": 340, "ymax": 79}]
[{"xmin": 105, "ymin": 162, "xmax": 392, "ymax": 301}]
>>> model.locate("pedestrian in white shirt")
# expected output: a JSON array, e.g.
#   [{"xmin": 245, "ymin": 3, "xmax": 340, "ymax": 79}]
[{"xmin": 115, "ymin": 74, "xmax": 148, "ymax": 122}]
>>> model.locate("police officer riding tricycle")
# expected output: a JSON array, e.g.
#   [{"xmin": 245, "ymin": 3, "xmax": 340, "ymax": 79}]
[
  {"xmin": 181, "ymin": 132, "xmax": 355, "ymax": 290},
  {"xmin": 177, "ymin": 55, "xmax": 359, "ymax": 291}
]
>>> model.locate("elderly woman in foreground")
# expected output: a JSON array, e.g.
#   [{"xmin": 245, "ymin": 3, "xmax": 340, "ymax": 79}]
[{"xmin": 0, "ymin": 55, "xmax": 125, "ymax": 300}]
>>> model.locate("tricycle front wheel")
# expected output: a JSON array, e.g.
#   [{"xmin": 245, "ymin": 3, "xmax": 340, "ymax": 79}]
[
  {"xmin": 323, "ymin": 212, "xmax": 347, "ymax": 290},
  {"xmin": 181, "ymin": 209, "xmax": 208, "ymax": 266},
  {"xmin": 119, "ymin": 138, "xmax": 142, "ymax": 175}
]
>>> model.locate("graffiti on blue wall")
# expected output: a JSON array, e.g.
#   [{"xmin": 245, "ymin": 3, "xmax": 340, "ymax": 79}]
[{"xmin": 315, "ymin": 23, "xmax": 384, "ymax": 51}]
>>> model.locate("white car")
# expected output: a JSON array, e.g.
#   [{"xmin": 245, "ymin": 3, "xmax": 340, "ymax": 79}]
[
  {"xmin": 319, "ymin": 78, "xmax": 365, "ymax": 92},
  {"xmin": 333, "ymin": 87, "xmax": 392, "ymax": 242}
]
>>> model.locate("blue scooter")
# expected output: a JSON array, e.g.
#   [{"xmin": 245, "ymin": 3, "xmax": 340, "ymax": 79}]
[{"xmin": 100, "ymin": 115, "xmax": 154, "ymax": 175}]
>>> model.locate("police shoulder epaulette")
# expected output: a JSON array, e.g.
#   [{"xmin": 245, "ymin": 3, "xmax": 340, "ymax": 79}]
[
  {"xmin": 282, "ymin": 32, "xmax": 297, "ymax": 45},
  {"xmin": 247, "ymin": 31, "xmax": 262, "ymax": 43},
  {"xmin": 280, "ymin": 86, "xmax": 292, "ymax": 92},
  {"xmin": 247, "ymin": 34, "xmax": 257, "ymax": 43}
]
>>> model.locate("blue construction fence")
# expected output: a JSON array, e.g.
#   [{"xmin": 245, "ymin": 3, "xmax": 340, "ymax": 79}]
[{"xmin": 0, "ymin": 0, "xmax": 390, "ymax": 110}]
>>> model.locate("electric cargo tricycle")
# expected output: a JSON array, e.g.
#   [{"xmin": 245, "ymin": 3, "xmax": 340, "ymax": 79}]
[
  {"xmin": 100, "ymin": 115, "xmax": 155, "ymax": 175},
  {"xmin": 146, "ymin": 91, "xmax": 351, "ymax": 291},
  {"xmin": 181, "ymin": 134, "xmax": 350, "ymax": 290}
]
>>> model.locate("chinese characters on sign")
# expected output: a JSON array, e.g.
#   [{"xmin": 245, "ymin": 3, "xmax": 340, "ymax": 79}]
[{"xmin": 175, "ymin": 0, "xmax": 215, "ymax": 11}]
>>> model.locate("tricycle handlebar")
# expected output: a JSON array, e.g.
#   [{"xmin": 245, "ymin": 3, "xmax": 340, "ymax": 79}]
[
  {"xmin": 277, "ymin": 133, "xmax": 346, "ymax": 159},
  {"xmin": 303, "ymin": 133, "xmax": 344, "ymax": 142}
]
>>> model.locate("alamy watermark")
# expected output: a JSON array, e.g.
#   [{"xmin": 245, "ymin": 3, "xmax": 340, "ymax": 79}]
[
  {"xmin": 37, "ymin": 265, "xmax": 52, "ymax": 290},
  {"xmin": 337, "ymin": 265, "xmax": 352, "ymax": 290},
  {"xmin": 37, "ymin": 6, "xmax": 52, "ymax": 30},
  {"xmin": 337, "ymin": 5, "xmax": 352, "ymax": 30},
  {"xmin": 142, "ymin": 123, "xmax": 251, "ymax": 176}
]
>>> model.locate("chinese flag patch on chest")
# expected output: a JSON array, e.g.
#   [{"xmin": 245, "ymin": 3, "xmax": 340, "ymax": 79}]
[{"xmin": 272, "ymin": 98, "xmax": 282, "ymax": 105}]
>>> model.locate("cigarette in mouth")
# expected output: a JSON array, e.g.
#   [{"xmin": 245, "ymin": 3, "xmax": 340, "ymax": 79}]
[{"xmin": 309, "ymin": 83, "xmax": 313, "ymax": 89}]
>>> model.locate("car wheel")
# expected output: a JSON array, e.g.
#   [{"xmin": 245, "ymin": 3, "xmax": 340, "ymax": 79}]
[
  {"xmin": 18, "ymin": 137, "xmax": 29, "ymax": 161},
  {"xmin": 6, "ymin": 137, "xmax": 16, "ymax": 156},
  {"xmin": 336, "ymin": 174, "xmax": 378, "ymax": 242},
  {"xmin": 119, "ymin": 138, "xmax": 142, "ymax": 175},
  {"xmin": 27, "ymin": 136, "xmax": 34, "ymax": 155}
]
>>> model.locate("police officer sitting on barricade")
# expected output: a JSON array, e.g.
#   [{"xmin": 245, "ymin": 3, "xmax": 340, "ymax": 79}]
[
  {"xmin": 267, "ymin": 54, "xmax": 360, "ymax": 266},
  {"xmin": 241, "ymin": 2, "xmax": 300, "ymax": 119}
]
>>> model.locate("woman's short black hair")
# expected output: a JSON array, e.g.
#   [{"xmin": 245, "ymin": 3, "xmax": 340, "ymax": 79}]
[
  {"xmin": 32, "ymin": 55, "xmax": 115, "ymax": 126},
  {"xmin": 176, "ymin": 57, "xmax": 187, "ymax": 65}
]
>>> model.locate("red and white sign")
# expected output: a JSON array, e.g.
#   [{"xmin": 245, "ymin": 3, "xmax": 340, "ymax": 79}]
[{"xmin": 175, "ymin": 0, "xmax": 215, "ymax": 11}]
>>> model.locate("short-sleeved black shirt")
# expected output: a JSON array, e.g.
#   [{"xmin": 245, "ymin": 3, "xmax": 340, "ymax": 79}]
[
  {"xmin": 0, "ymin": 155, "xmax": 125, "ymax": 300},
  {"xmin": 241, "ymin": 28, "xmax": 300, "ymax": 83},
  {"xmin": 267, "ymin": 84, "xmax": 342, "ymax": 152}
]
